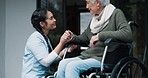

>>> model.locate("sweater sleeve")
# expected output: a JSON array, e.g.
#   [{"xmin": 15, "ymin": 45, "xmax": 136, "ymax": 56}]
[
  {"xmin": 70, "ymin": 26, "xmax": 91, "ymax": 46},
  {"xmin": 98, "ymin": 9, "xmax": 133, "ymax": 43}
]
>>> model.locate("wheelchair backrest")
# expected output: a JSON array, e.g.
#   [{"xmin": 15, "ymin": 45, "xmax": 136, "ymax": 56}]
[{"xmin": 104, "ymin": 21, "xmax": 138, "ymax": 66}]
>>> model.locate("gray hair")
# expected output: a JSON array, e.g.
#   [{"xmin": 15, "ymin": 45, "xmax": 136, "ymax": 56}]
[{"xmin": 88, "ymin": 0, "xmax": 110, "ymax": 6}]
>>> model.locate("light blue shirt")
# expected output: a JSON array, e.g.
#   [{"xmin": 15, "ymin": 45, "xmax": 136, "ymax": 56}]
[{"xmin": 22, "ymin": 31, "xmax": 53, "ymax": 78}]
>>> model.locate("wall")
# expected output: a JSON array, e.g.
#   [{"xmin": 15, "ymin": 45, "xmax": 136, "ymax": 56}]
[
  {"xmin": 0, "ymin": 0, "xmax": 5, "ymax": 78},
  {"xmin": 5, "ymin": 0, "xmax": 36, "ymax": 78}
]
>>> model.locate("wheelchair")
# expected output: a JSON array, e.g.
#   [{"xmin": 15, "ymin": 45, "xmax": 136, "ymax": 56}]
[
  {"xmin": 79, "ymin": 21, "xmax": 148, "ymax": 78},
  {"xmin": 48, "ymin": 21, "xmax": 148, "ymax": 78}
]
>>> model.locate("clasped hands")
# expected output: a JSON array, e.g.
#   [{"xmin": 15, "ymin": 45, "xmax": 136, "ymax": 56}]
[
  {"xmin": 60, "ymin": 30, "xmax": 77, "ymax": 53},
  {"xmin": 60, "ymin": 30, "xmax": 73, "ymax": 45},
  {"xmin": 61, "ymin": 30, "xmax": 99, "ymax": 52}
]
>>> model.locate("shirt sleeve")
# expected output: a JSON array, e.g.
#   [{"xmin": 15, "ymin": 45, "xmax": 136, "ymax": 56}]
[{"xmin": 39, "ymin": 51, "xmax": 62, "ymax": 67}]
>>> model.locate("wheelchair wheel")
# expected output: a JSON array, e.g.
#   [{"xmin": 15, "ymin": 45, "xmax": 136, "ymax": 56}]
[{"xmin": 111, "ymin": 56, "xmax": 148, "ymax": 78}]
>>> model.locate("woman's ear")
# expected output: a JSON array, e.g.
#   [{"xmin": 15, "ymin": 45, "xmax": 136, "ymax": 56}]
[{"xmin": 40, "ymin": 21, "xmax": 45, "ymax": 28}]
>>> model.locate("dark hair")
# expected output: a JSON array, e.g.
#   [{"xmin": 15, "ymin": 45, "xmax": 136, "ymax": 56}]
[
  {"xmin": 31, "ymin": 8, "xmax": 48, "ymax": 30},
  {"xmin": 31, "ymin": 8, "xmax": 52, "ymax": 53}
]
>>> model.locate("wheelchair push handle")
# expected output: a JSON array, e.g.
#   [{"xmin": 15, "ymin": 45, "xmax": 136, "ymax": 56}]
[{"xmin": 128, "ymin": 21, "xmax": 139, "ymax": 28}]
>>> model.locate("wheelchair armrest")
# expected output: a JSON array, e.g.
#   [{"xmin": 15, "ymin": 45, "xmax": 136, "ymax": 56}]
[
  {"xmin": 104, "ymin": 38, "xmax": 112, "ymax": 46},
  {"xmin": 104, "ymin": 38, "xmax": 133, "ymax": 48}
]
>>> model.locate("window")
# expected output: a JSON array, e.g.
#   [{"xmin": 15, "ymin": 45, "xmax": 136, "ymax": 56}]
[{"xmin": 80, "ymin": 12, "xmax": 91, "ymax": 34}]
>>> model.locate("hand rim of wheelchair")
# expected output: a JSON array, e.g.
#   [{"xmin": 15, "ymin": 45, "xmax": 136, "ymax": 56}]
[{"xmin": 110, "ymin": 56, "xmax": 148, "ymax": 78}]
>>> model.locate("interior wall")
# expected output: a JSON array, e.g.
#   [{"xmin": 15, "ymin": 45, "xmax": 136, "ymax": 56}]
[
  {"xmin": 5, "ymin": 0, "xmax": 36, "ymax": 78},
  {"xmin": 0, "ymin": 0, "xmax": 5, "ymax": 78}
]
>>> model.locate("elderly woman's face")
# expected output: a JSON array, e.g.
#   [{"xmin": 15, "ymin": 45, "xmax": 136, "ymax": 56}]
[{"xmin": 86, "ymin": 0, "xmax": 100, "ymax": 15}]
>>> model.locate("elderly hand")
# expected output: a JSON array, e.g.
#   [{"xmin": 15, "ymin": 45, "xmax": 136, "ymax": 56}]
[{"xmin": 89, "ymin": 34, "xmax": 99, "ymax": 47}]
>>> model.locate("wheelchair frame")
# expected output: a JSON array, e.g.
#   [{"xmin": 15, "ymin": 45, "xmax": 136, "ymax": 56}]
[{"xmin": 80, "ymin": 21, "xmax": 148, "ymax": 78}]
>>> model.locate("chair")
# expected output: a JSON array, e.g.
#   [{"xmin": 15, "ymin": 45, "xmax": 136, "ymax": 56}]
[{"xmin": 80, "ymin": 21, "xmax": 148, "ymax": 78}]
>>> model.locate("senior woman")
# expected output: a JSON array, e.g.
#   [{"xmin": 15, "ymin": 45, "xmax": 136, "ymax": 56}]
[{"xmin": 56, "ymin": 0, "xmax": 133, "ymax": 78}]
